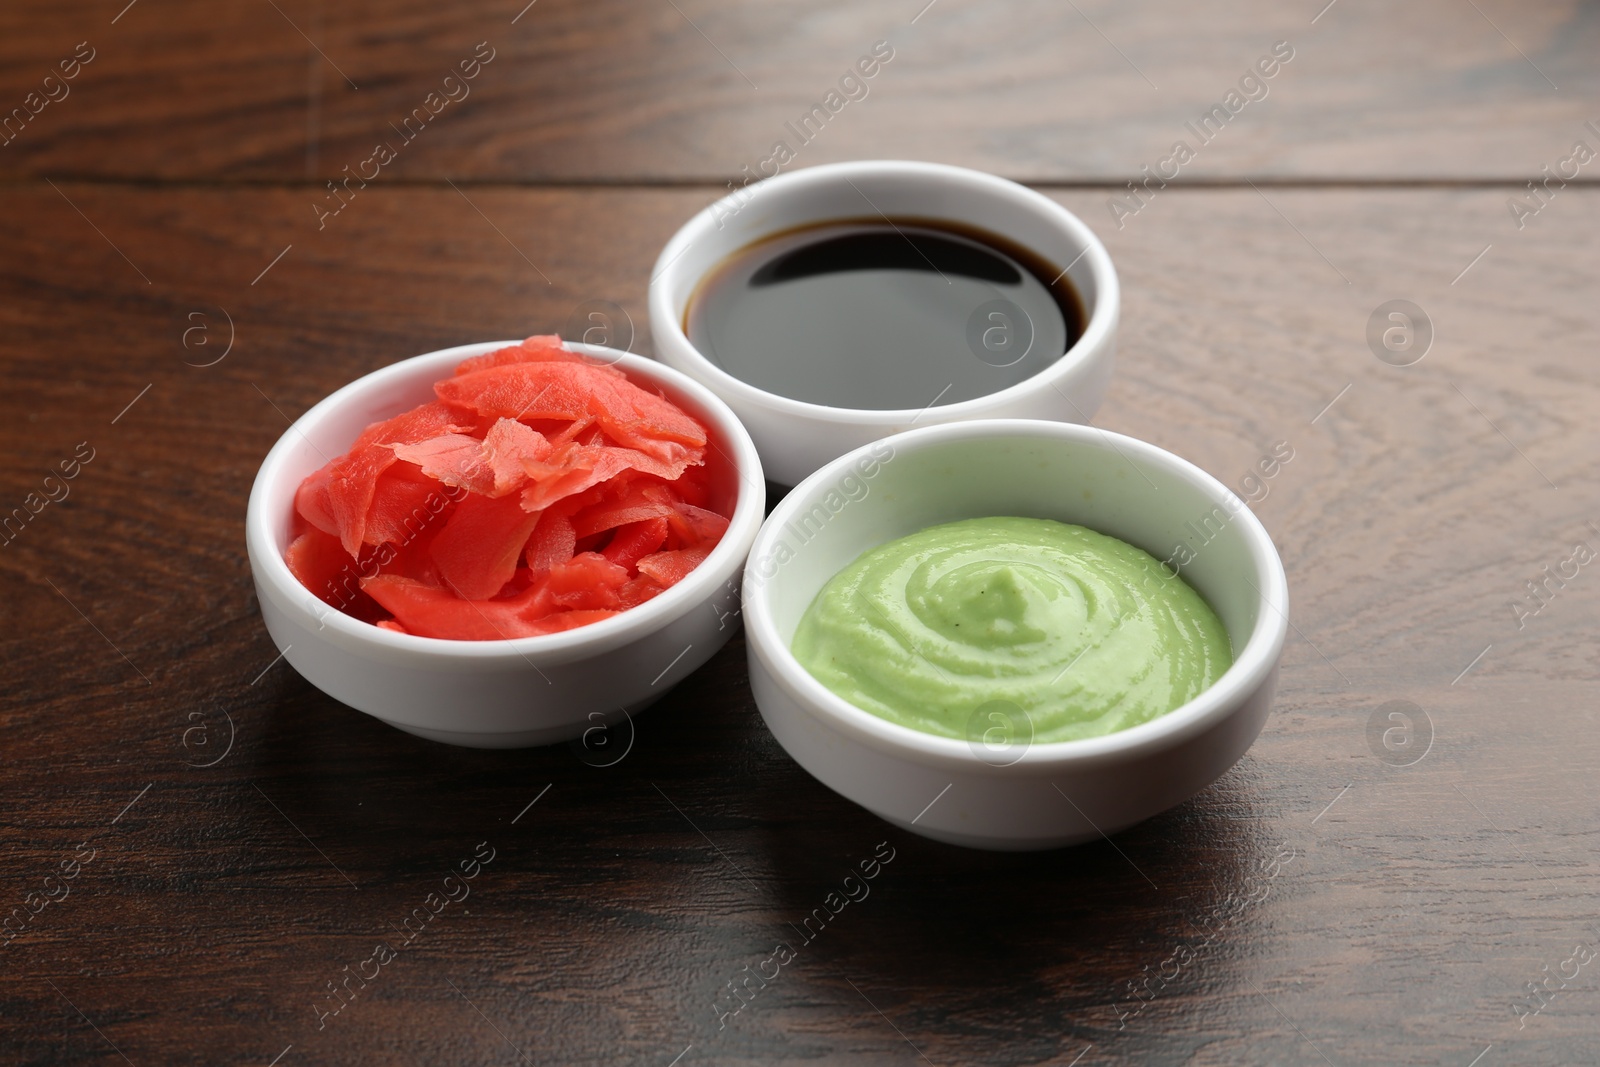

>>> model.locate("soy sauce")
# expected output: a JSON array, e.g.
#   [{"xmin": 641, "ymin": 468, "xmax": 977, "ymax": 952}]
[{"xmin": 684, "ymin": 218, "xmax": 1085, "ymax": 410}]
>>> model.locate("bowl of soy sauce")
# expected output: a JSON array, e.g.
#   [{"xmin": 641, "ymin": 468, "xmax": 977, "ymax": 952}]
[{"xmin": 648, "ymin": 160, "xmax": 1119, "ymax": 486}]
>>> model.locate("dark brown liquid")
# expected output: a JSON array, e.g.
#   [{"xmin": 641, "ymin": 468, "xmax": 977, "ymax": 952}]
[{"xmin": 685, "ymin": 218, "xmax": 1085, "ymax": 410}]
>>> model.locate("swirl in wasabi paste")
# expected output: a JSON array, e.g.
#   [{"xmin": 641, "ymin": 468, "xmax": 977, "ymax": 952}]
[{"xmin": 791, "ymin": 517, "xmax": 1232, "ymax": 742}]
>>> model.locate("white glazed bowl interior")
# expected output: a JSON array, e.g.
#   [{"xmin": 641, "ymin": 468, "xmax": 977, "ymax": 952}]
[
  {"xmin": 649, "ymin": 160, "xmax": 1120, "ymax": 485},
  {"xmin": 743, "ymin": 419, "xmax": 1288, "ymax": 850},
  {"xmin": 245, "ymin": 341, "xmax": 764, "ymax": 748}
]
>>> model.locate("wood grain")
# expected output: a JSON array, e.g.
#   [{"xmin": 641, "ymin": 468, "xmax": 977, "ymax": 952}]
[
  {"xmin": 0, "ymin": 183, "xmax": 1596, "ymax": 1064},
  {"xmin": 0, "ymin": 0, "xmax": 1596, "ymax": 182},
  {"xmin": 2, "ymin": 0, "xmax": 1598, "ymax": 1062}
]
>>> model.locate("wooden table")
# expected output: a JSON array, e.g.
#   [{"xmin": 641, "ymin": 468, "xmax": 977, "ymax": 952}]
[{"xmin": 2, "ymin": 1, "xmax": 1596, "ymax": 1063}]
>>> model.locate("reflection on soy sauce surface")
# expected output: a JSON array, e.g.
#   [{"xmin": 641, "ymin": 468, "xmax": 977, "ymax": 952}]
[{"xmin": 685, "ymin": 218, "xmax": 1085, "ymax": 410}]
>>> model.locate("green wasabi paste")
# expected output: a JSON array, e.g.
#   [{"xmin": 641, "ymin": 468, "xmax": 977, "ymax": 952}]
[{"xmin": 792, "ymin": 517, "xmax": 1232, "ymax": 743}]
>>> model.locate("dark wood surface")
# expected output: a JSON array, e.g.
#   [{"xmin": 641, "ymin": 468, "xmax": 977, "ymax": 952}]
[
  {"xmin": 2, "ymin": 3, "xmax": 1598, "ymax": 1065},
  {"xmin": 2, "ymin": 0, "xmax": 1598, "ymax": 182}
]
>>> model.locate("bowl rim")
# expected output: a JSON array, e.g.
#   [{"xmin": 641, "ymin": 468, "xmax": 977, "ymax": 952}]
[
  {"xmin": 246, "ymin": 340, "xmax": 765, "ymax": 661},
  {"xmin": 647, "ymin": 159, "xmax": 1120, "ymax": 425},
  {"xmin": 741, "ymin": 418, "xmax": 1290, "ymax": 772}
]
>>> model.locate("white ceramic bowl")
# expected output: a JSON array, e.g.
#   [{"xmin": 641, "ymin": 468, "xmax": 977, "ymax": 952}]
[
  {"xmin": 742, "ymin": 419, "xmax": 1288, "ymax": 850},
  {"xmin": 246, "ymin": 341, "xmax": 764, "ymax": 748},
  {"xmin": 649, "ymin": 160, "xmax": 1120, "ymax": 486}
]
